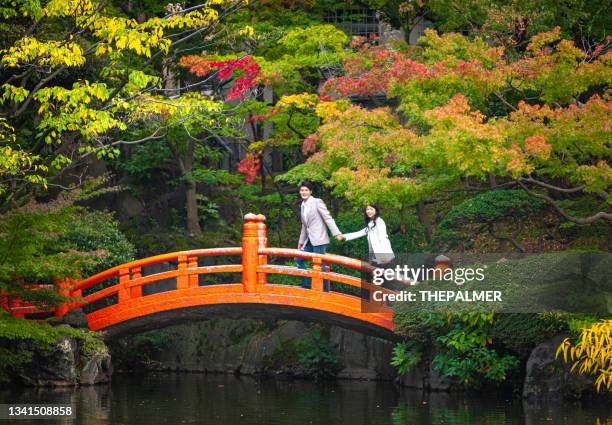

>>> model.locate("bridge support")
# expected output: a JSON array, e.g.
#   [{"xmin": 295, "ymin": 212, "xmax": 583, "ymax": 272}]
[
  {"xmin": 55, "ymin": 279, "xmax": 71, "ymax": 317},
  {"xmin": 242, "ymin": 213, "xmax": 266, "ymax": 292}
]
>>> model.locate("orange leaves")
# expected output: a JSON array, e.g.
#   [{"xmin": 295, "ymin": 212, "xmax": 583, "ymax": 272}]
[
  {"xmin": 422, "ymin": 95, "xmax": 556, "ymax": 179},
  {"xmin": 425, "ymin": 94, "xmax": 485, "ymax": 123},
  {"xmin": 302, "ymin": 134, "xmax": 319, "ymax": 155},
  {"xmin": 178, "ymin": 56, "xmax": 216, "ymax": 77},
  {"xmin": 237, "ymin": 153, "xmax": 260, "ymax": 184},
  {"xmin": 496, "ymin": 142, "xmax": 534, "ymax": 177},
  {"xmin": 290, "ymin": 28, "xmax": 610, "ymax": 213},
  {"xmin": 499, "ymin": 95, "xmax": 611, "ymax": 182},
  {"xmin": 526, "ymin": 26, "xmax": 562, "ymax": 55},
  {"xmin": 524, "ymin": 135, "xmax": 552, "ymax": 160},
  {"xmin": 294, "ymin": 104, "xmax": 431, "ymax": 207}
]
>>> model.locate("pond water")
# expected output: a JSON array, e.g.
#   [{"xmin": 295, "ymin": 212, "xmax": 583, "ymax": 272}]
[{"xmin": 1, "ymin": 373, "xmax": 609, "ymax": 425}]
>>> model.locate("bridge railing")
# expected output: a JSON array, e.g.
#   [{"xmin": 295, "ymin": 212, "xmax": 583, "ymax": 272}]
[
  {"xmin": 4, "ymin": 213, "xmax": 393, "ymax": 319},
  {"xmin": 239, "ymin": 213, "xmax": 393, "ymax": 308},
  {"xmin": 59, "ymin": 247, "xmax": 244, "ymax": 316}
]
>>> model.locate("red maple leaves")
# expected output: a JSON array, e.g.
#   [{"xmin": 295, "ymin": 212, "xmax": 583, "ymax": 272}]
[
  {"xmin": 237, "ymin": 153, "xmax": 261, "ymax": 183},
  {"xmin": 179, "ymin": 55, "xmax": 260, "ymax": 101}
]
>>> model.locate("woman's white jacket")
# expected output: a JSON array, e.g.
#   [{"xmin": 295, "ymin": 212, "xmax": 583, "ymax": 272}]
[{"xmin": 343, "ymin": 217, "xmax": 394, "ymax": 264}]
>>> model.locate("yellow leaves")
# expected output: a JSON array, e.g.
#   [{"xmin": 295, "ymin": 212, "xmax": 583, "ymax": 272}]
[
  {"xmin": 115, "ymin": 36, "xmax": 127, "ymax": 50},
  {"xmin": 556, "ymin": 319, "xmax": 612, "ymax": 392},
  {"xmin": 0, "ymin": 118, "xmax": 15, "ymax": 143},
  {"xmin": 95, "ymin": 44, "xmax": 112, "ymax": 56},
  {"xmin": 239, "ymin": 25, "xmax": 255, "ymax": 37},
  {"xmin": 32, "ymin": 82, "xmax": 120, "ymax": 141},
  {"xmin": 526, "ymin": 26, "xmax": 562, "ymax": 55},
  {"xmin": 6, "ymin": 0, "xmax": 226, "ymax": 67},
  {"xmin": 43, "ymin": 0, "xmax": 95, "ymax": 19},
  {"xmin": 130, "ymin": 93, "xmax": 224, "ymax": 125},
  {"xmin": 0, "ymin": 37, "xmax": 86, "ymax": 68},
  {"xmin": 163, "ymin": 9, "xmax": 219, "ymax": 30},
  {"xmin": 419, "ymin": 28, "xmax": 505, "ymax": 69},
  {"xmin": 575, "ymin": 161, "xmax": 612, "ymax": 198},
  {"xmin": 277, "ymin": 93, "xmax": 318, "ymax": 110},
  {"xmin": 422, "ymin": 94, "xmax": 505, "ymax": 178},
  {"xmin": 315, "ymin": 100, "xmax": 350, "ymax": 120},
  {"xmin": 0, "ymin": 118, "xmax": 48, "ymax": 194},
  {"xmin": 554, "ymin": 39, "xmax": 586, "ymax": 63},
  {"xmin": 0, "ymin": 84, "xmax": 29, "ymax": 105},
  {"xmin": 94, "ymin": 9, "xmax": 220, "ymax": 59}
]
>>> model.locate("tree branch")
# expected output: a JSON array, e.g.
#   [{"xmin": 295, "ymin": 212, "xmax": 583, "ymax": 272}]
[{"xmin": 517, "ymin": 180, "xmax": 611, "ymax": 224}]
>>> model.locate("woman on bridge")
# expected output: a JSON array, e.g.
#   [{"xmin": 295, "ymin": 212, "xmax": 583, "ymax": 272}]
[{"xmin": 342, "ymin": 204, "xmax": 394, "ymax": 266}]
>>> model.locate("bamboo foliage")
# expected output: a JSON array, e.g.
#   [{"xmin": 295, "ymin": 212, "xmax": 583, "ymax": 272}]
[{"xmin": 556, "ymin": 319, "xmax": 612, "ymax": 392}]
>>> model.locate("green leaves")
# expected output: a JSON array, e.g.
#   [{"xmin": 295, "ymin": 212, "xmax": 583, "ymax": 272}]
[
  {"xmin": 432, "ymin": 313, "xmax": 519, "ymax": 386},
  {"xmin": 296, "ymin": 328, "xmax": 340, "ymax": 377},
  {"xmin": 0, "ymin": 180, "xmax": 134, "ymax": 305},
  {"xmin": 391, "ymin": 341, "xmax": 422, "ymax": 375},
  {"xmin": 278, "ymin": 24, "xmax": 349, "ymax": 67},
  {"xmin": 439, "ymin": 190, "xmax": 546, "ymax": 229}
]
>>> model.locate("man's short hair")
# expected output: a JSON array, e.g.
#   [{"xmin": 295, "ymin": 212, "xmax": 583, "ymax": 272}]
[{"xmin": 299, "ymin": 181, "xmax": 314, "ymax": 191}]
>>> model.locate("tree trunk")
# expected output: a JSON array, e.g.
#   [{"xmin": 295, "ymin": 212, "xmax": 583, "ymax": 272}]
[
  {"xmin": 185, "ymin": 178, "xmax": 201, "ymax": 235},
  {"xmin": 182, "ymin": 142, "xmax": 201, "ymax": 236},
  {"xmin": 168, "ymin": 138, "xmax": 201, "ymax": 235},
  {"xmin": 416, "ymin": 200, "xmax": 432, "ymax": 243},
  {"xmin": 260, "ymin": 155, "xmax": 266, "ymax": 193},
  {"xmin": 488, "ymin": 172, "xmax": 497, "ymax": 189}
]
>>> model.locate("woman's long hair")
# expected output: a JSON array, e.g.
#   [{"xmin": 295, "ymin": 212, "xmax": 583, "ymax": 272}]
[{"xmin": 363, "ymin": 204, "xmax": 380, "ymax": 230}]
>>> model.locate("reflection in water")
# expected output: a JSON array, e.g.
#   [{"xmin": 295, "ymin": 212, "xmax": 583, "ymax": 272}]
[{"xmin": 1, "ymin": 374, "xmax": 609, "ymax": 425}]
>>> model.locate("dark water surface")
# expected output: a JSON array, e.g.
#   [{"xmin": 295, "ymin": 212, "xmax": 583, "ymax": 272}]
[{"xmin": 1, "ymin": 373, "xmax": 609, "ymax": 425}]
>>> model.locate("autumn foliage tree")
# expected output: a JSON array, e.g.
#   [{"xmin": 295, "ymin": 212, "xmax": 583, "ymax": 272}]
[
  {"xmin": 294, "ymin": 28, "xmax": 610, "ymax": 246},
  {"xmin": 179, "ymin": 24, "xmax": 348, "ymax": 194}
]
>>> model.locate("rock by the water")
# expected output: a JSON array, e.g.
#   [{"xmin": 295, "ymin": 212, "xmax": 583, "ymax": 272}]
[
  {"xmin": 80, "ymin": 348, "xmax": 113, "ymax": 385},
  {"xmin": 523, "ymin": 334, "xmax": 600, "ymax": 401},
  {"xmin": 396, "ymin": 362, "xmax": 458, "ymax": 391},
  {"xmin": 17, "ymin": 335, "xmax": 112, "ymax": 387},
  {"xmin": 19, "ymin": 337, "xmax": 79, "ymax": 386}
]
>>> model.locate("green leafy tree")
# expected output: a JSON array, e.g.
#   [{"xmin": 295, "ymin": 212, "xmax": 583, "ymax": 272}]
[
  {"xmin": 438, "ymin": 190, "xmax": 546, "ymax": 251},
  {"xmin": 0, "ymin": 180, "xmax": 134, "ymax": 309},
  {"xmin": 0, "ymin": 0, "xmax": 249, "ymax": 208}
]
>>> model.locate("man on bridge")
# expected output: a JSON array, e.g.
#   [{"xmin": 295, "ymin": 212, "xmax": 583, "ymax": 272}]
[{"xmin": 296, "ymin": 181, "xmax": 344, "ymax": 292}]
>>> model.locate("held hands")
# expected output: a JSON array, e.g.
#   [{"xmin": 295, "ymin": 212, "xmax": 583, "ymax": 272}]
[{"xmin": 299, "ymin": 235, "xmax": 344, "ymax": 248}]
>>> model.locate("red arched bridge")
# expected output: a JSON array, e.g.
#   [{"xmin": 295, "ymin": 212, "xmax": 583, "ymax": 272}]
[{"xmin": 2, "ymin": 214, "xmax": 395, "ymax": 339}]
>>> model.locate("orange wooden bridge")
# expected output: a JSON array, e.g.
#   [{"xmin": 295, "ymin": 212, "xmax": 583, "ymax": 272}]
[{"xmin": 3, "ymin": 214, "xmax": 395, "ymax": 339}]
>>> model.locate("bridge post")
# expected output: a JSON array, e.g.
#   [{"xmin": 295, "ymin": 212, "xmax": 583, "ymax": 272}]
[
  {"xmin": 118, "ymin": 268, "xmax": 131, "ymax": 304},
  {"xmin": 177, "ymin": 255, "xmax": 188, "ymax": 290},
  {"xmin": 242, "ymin": 213, "xmax": 265, "ymax": 292},
  {"xmin": 131, "ymin": 267, "xmax": 142, "ymax": 298},
  {"xmin": 311, "ymin": 257, "xmax": 324, "ymax": 292},
  {"xmin": 188, "ymin": 256, "xmax": 199, "ymax": 288},
  {"xmin": 55, "ymin": 279, "xmax": 71, "ymax": 317},
  {"xmin": 9, "ymin": 298, "xmax": 25, "ymax": 319},
  {"xmin": 256, "ymin": 214, "xmax": 267, "ymax": 287}
]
